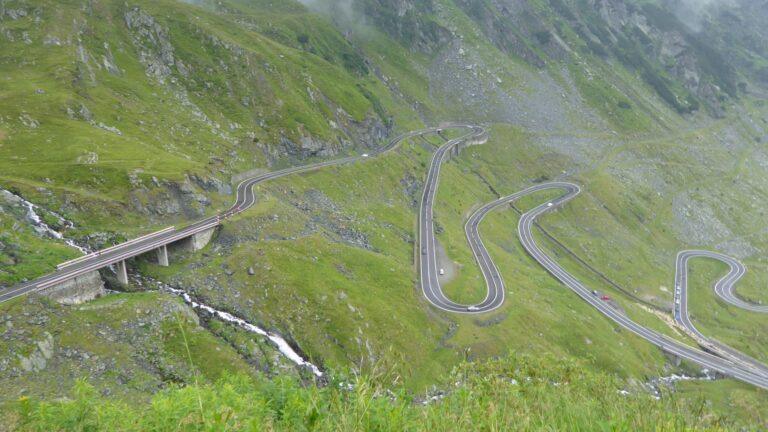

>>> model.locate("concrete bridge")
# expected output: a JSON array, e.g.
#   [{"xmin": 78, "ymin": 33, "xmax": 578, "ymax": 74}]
[
  {"xmin": 0, "ymin": 125, "xmax": 486, "ymax": 305},
  {"xmin": 0, "ymin": 216, "xmax": 221, "ymax": 303}
]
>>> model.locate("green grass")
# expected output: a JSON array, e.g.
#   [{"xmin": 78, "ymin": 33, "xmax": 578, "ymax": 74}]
[
  {"xmin": 0, "ymin": 0, "xmax": 432, "ymax": 284},
  {"xmin": 686, "ymin": 259, "xmax": 768, "ymax": 364},
  {"xmin": 4, "ymin": 0, "xmax": 768, "ymax": 425},
  {"xmin": 141, "ymin": 125, "xmax": 707, "ymax": 392},
  {"xmin": 0, "ymin": 0, "xmax": 421, "ymax": 235},
  {"xmin": 0, "ymin": 292, "xmax": 270, "ymax": 404},
  {"xmin": 9, "ymin": 352, "xmax": 761, "ymax": 431},
  {"xmin": 133, "ymin": 113, "xmax": 768, "ymax": 424},
  {"xmin": 0, "ymin": 211, "xmax": 81, "ymax": 286}
]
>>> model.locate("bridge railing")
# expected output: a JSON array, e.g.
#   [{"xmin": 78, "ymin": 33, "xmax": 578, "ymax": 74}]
[{"xmin": 56, "ymin": 226, "xmax": 176, "ymax": 270}]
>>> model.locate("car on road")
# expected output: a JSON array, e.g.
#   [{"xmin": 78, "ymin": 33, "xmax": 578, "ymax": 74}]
[
  {"xmin": 466, "ymin": 305, "xmax": 479, "ymax": 312},
  {"xmin": 591, "ymin": 290, "xmax": 598, "ymax": 296},
  {"xmin": 439, "ymin": 268, "xmax": 445, "ymax": 275},
  {"xmin": 362, "ymin": 153, "xmax": 369, "ymax": 157},
  {"xmin": 421, "ymin": 247, "xmax": 427, "ymax": 255},
  {"xmin": 547, "ymin": 202, "xmax": 553, "ymax": 207},
  {"xmin": 600, "ymin": 295, "xmax": 611, "ymax": 301}
]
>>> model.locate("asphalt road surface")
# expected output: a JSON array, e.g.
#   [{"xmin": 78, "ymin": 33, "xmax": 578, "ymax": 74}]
[
  {"xmin": 674, "ymin": 250, "xmax": 768, "ymax": 377},
  {"xmin": 515, "ymin": 184, "xmax": 768, "ymax": 388},
  {"xmin": 0, "ymin": 125, "xmax": 474, "ymax": 304},
  {"xmin": 416, "ymin": 133, "xmax": 768, "ymax": 389},
  {"xmin": 5, "ymin": 124, "xmax": 768, "ymax": 390}
]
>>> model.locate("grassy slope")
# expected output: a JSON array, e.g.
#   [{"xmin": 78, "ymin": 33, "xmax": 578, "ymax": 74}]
[
  {"xmin": 2, "ymin": 0, "xmax": 768, "ymax": 425},
  {"xmin": 0, "ymin": 0, "xmax": 419, "ymax": 284},
  {"xmin": 9, "ymin": 353, "xmax": 759, "ymax": 431},
  {"xmin": 0, "ymin": 291, "xmax": 283, "ymax": 404}
]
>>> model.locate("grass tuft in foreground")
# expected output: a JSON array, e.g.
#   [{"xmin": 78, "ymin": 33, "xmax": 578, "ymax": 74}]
[{"xmin": 7, "ymin": 353, "xmax": 750, "ymax": 431}]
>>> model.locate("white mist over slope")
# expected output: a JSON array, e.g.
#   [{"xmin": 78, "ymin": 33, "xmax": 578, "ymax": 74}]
[{"xmin": 670, "ymin": 0, "xmax": 737, "ymax": 31}]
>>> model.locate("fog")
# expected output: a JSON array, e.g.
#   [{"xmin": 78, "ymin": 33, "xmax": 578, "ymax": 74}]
[
  {"xmin": 297, "ymin": 0, "xmax": 355, "ymax": 20},
  {"xmin": 670, "ymin": 0, "xmax": 737, "ymax": 32},
  {"xmin": 296, "ymin": 0, "xmax": 367, "ymax": 37}
]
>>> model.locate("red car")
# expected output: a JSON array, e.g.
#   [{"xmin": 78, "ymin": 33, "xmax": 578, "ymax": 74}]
[{"xmin": 600, "ymin": 295, "xmax": 611, "ymax": 301}]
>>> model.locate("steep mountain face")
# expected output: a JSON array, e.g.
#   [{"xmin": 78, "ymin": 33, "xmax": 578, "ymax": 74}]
[
  {"xmin": 0, "ymin": 0, "xmax": 393, "ymax": 235},
  {"xmin": 2, "ymin": 0, "xmax": 768, "ymax": 425},
  {"xmin": 355, "ymin": 0, "xmax": 451, "ymax": 51},
  {"xmin": 357, "ymin": 0, "xmax": 768, "ymax": 118}
]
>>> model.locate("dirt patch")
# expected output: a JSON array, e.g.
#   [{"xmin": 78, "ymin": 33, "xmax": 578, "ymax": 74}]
[
  {"xmin": 0, "ymin": 130, "xmax": 6, "ymax": 141},
  {"xmin": 435, "ymin": 239, "xmax": 458, "ymax": 284}
]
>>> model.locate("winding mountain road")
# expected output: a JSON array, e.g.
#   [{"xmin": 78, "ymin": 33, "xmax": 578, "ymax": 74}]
[
  {"xmin": 674, "ymin": 251, "xmax": 768, "ymax": 377},
  {"xmin": 418, "ymin": 129, "xmax": 768, "ymax": 389},
  {"xmin": 0, "ymin": 125, "xmax": 476, "ymax": 304},
  {"xmin": 4, "ymin": 123, "xmax": 768, "ymax": 391}
]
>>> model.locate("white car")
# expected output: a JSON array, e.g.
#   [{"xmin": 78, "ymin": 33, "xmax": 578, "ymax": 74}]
[
  {"xmin": 362, "ymin": 153, "xmax": 369, "ymax": 157},
  {"xmin": 547, "ymin": 202, "xmax": 553, "ymax": 207},
  {"xmin": 466, "ymin": 305, "xmax": 480, "ymax": 312},
  {"xmin": 439, "ymin": 268, "xmax": 445, "ymax": 275}
]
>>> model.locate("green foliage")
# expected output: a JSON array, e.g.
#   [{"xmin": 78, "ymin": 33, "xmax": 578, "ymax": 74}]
[
  {"xmin": 8, "ymin": 353, "xmax": 745, "ymax": 431},
  {"xmin": 0, "ymin": 211, "xmax": 80, "ymax": 286}
]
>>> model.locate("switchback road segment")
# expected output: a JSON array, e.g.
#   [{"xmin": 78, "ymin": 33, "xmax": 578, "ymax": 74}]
[{"xmin": 417, "ymin": 133, "xmax": 768, "ymax": 389}]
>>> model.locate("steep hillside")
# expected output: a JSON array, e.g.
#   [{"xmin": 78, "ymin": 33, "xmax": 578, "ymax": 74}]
[
  {"xmin": 2, "ymin": 0, "xmax": 768, "ymax": 427},
  {"xmin": 9, "ymin": 354, "xmax": 763, "ymax": 430},
  {"xmin": 0, "ymin": 0, "xmax": 400, "ymax": 283}
]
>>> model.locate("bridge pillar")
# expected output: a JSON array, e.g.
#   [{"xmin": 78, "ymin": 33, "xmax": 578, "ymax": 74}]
[
  {"xmin": 186, "ymin": 226, "xmax": 217, "ymax": 251},
  {"xmin": 156, "ymin": 245, "xmax": 169, "ymax": 267},
  {"xmin": 116, "ymin": 260, "xmax": 129, "ymax": 285}
]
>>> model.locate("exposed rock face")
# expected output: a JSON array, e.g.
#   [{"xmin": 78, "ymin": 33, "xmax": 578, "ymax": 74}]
[
  {"xmin": 279, "ymin": 133, "xmax": 336, "ymax": 159},
  {"xmin": 453, "ymin": 0, "xmax": 547, "ymax": 67},
  {"xmin": 40, "ymin": 270, "xmax": 106, "ymax": 305},
  {"xmin": 18, "ymin": 332, "xmax": 54, "ymax": 372},
  {"xmin": 585, "ymin": 0, "xmax": 735, "ymax": 115},
  {"xmin": 102, "ymin": 42, "xmax": 121, "ymax": 76},
  {"xmin": 190, "ymin": 174, "xmax": 232, "ymax": 196},
  {"xmin": 271, "ymin": 101, "xmax": 390, "ymax": 161},
  {"xmin": 427, "ymin": 40, "xmax": 604, "ymax": 134},
  {"xmin": 127, "ymin": 175, "xmax": 217, "ymax": 219},
  {"xmin": 357, "ymin": 0, "xmax": 451, "ymax": 53},
  {"xmin": 124, "ymin": 7, "xmax": 182, "ymax": 83}
]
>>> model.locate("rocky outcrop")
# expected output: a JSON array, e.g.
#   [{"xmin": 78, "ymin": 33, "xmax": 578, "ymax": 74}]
[
  {"xmin": 271, "ymin": 109, "xmax": 390, "ymax": 161},
  {"xmin": 356, "ymin": 0, "xmax": 451, "ymax": 52},
  {"xmin": 453, "ymin": 0, "xmax": 547, "ymax": 67},
  {"xmin": 17, "ymin": 332, "xmax": 54, "ymax": 373},
  {"xmin": 584, "ymin": 0, "xmax": 736, "ymax": 115},
  {"xmin": 127, "ymin": 175, "xmax": 219, "ymax": 219},
  {"xmin": 124, "ymin": 7, "xmax": 185, "ymax": 83}
]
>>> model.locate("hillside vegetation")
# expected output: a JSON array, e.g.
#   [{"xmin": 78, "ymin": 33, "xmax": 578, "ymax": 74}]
[
  {"xmin": 2, "ymin": 0, "xmax": 768, "ymax": 429},
  {"xmin": 8, "ymin": 354, "xmax": 762, "ymax": 431}
]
